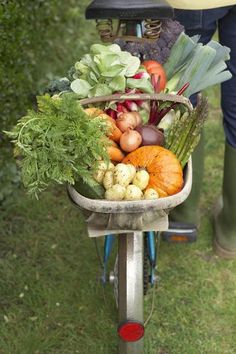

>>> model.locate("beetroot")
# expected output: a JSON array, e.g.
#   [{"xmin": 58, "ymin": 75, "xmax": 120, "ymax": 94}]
[{"xmin": 135, "ymin": 125, "xmax": 165, "ymax": 146}]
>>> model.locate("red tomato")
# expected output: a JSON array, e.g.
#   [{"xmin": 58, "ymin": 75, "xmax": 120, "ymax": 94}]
[{"xmin": 142, "ymin": 60, "xmax": 167, "ymax": 92}]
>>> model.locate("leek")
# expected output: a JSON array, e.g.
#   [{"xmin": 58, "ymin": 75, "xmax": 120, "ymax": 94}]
[
  {"xmin": 164, "ymin": 32, "xmax": 232, "ymax": 97},
  {"xmin": 164, "ymin": 32, "xmax": 199, "ymax": 79}
]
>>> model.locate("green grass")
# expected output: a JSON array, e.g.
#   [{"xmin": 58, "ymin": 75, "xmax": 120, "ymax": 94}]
[{"xmin": 1, "ymin": 86, "xmax": 236, "ymax": 354}]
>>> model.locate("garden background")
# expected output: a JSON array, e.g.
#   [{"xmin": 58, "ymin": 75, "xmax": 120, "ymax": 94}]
[{"xmin": 0, "ymin": 1, "xmax": 236, "ymax": 353}]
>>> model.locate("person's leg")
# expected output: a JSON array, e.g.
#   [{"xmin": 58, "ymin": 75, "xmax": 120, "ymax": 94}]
[
  {"xmin": 214, "ymin": 7, "xmax": 236, "ymax": 258},
  {"xmin": 169, "ymin": 9, "xmax": 222, "ymax": 229},
  {"xmin": 219, "ymin": 7, "xmax": 236, "ymax": 148}
]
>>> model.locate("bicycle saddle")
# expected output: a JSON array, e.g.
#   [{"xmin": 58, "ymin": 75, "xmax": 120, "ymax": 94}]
[{"xmin": 85, "ymin": 0, "xmax": 173, "ymax": 20}]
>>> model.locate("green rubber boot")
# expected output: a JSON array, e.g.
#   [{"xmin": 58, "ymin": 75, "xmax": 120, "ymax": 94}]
[
  {"xmin": 213, "ymin": 142, "xmax": 236, "ymax": 259},
  {"xmin": 170, "ymin": 132, "xmax": 205, "ymax": 226}
]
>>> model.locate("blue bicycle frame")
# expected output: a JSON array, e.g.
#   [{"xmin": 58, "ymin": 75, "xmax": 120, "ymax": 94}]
[{"xmin": 102, "ymin": 231, "xmax": 157, "ymax": 287}]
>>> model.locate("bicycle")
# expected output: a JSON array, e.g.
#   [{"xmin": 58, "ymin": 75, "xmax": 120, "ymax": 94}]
[{"xmin": 68, "ymin": 1, "xmax": 193, "ymax": 353}]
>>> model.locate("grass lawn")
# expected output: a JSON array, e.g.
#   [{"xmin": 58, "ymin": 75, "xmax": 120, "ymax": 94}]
[{"xmin": 1, "ymin": 86, "xmax": 236, "ymax": 354}]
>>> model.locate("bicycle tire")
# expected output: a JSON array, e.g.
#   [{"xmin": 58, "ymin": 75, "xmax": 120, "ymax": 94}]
[{"xmin": 143, "ymin": 236, "xmax": 149, "ymax": 296}]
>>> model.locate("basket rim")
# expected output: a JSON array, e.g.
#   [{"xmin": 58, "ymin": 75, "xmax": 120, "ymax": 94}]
[{"xmin": 79, "ymin": 92, "xmax": 193, "ymax": 111}]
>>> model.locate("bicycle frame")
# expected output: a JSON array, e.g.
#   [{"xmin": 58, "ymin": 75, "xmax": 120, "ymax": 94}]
[
  {"xmin": 118, "ymin": 232, "xmax": 144, "ymax": 353},
  {"xmin": 103, "ymin": 232, "xmax": 157, "ymax": 287}
]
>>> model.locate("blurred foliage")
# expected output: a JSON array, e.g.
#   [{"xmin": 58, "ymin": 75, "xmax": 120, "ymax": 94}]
[{"xmin": 0, "ymin": 0, "xmax": 99, "ymax": 204}]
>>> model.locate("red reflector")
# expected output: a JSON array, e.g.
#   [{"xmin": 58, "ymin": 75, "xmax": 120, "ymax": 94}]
[{"xmin": 118, "ymin": 321, "xmax": 144, "ymax": 342}]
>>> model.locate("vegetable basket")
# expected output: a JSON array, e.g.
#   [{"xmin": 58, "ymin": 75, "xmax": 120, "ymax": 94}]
[{"xmin": 67, "ymin": 93, "xmax": 193, "ymax": 237}]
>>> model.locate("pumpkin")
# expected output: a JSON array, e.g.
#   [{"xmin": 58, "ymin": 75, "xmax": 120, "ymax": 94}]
[{"xmin": 122, "ymin": 146, "xmax": 183, "ymax": 197}]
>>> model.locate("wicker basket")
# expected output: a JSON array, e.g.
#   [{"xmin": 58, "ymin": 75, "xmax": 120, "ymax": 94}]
[{"xmin": 67, "ymin": 93, "xmax": 193, "ymax": 237}]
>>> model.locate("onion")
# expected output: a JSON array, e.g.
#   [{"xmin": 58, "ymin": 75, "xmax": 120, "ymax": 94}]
[
  {"xmin": 135, "ymin": 125, "xmax": 165, "ymax": 146},
  {"xmin": 120, "ymin": 129, "xmax": 142, "ymax": 152},
  {"xmin": 116, "ymin": 112, "xmax": 142, "ymax": 132},
  {"xmin": 132, "ymin": 111, "xmax": 142, "ymax": 126}
]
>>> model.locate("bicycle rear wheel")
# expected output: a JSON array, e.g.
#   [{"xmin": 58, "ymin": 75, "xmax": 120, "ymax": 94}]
[{"xmin": 118, "ymin": 232, "xmax": 144, "ymax": 353}]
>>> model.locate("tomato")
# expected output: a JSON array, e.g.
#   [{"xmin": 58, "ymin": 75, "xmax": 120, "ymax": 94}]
[{"xmin": 142, "ymin": 60, "xmax": 167, "ymax": 92}]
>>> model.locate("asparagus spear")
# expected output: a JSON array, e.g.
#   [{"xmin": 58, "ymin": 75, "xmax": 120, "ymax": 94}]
[
  {"xmin": 165, "ymin": 96, "xmax": 208, "ymax": 167},
  {"xmin": 178, "ymin": 97, "xmax": 208, "ymax": 166},
  {"xmin": 165, "ymin": 109, "xmax": 184, "ymax": 149},
  {"xmin": 173, "ymin": 112, "xmax": 193, "ymax": 157},
  {"xmin": 166, "ymin": 111, "xmax": 189, "ymax": 154}
]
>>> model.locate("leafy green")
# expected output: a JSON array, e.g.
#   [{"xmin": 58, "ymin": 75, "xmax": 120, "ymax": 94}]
[
  {"xmin": 5, "ymin": 94, "xmax": 110, "ymax": 197},
  {"xmin": 109, "ymin": 75, "xmax": 126, "ymax": 92},
  {"xmin": 126, "ymin": 78, "xmax": 154, "ymax": 94},
  {"xmin": 70, "ymin": 79, "xmax": 92, "ymax": 97},
  {"xmin": 70, "ymin": 44, "xmax": 151, "ymax": 98},
  {"xmin": 45, "ymin": 77, "xmax": 71, "ymax": 95}
]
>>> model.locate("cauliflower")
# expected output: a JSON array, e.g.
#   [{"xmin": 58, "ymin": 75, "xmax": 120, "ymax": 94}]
[
  {"xmin": 133, "ymin": 170, "xmax": 150, "ymax": 191},
  {"xmin": 144, "ymin": 188, "xmax": 159, "ymax": 200},
  {"xmin": 124, "ymin": 185, "xmax": 143, "ymax": 200},
  {"xmin": 105, "ymin": 184, "xmax": 126, "ymax": 200},
  {"xmin": 113, "ymin": 163, "xmax": 133, "ymax": 187}
]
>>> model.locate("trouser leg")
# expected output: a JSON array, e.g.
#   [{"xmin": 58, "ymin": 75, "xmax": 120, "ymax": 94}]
[
  {"xmin": 170, "ymin": 9, "xmax": 218, "ymax": 225},
  {"xmin": 219, "ymin": 7, "xmax": 236, "ymax": 147},
  {"xmin": 213, "ymin": 7, "xmax": 236, "ymax": 257},
  {"xmin": 214, "ymin": 142, "xmax": 236, "ymax": 257}
]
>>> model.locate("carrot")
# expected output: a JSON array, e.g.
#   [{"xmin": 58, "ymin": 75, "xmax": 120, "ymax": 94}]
[
  {"xmin": 108, "ymin": 140, "xmax": 119, "ymax": 147},
  {"xmin": 85, "ymin": 108, "xmax": 122, "ymax": 143},
  {"xmin": 107, "ymin": 146, "xmax": 125, "ymax": 162},
  {"xmin": 101, "ymin": 115, "xmax": 122, "ymax": 143},
  {"xmin": 108, "ymin": 125, "xmax": 122, "ymax": 143},
  {"xmin": 84, "ymin": 107, "xmax": 104, "ymax": 116}
]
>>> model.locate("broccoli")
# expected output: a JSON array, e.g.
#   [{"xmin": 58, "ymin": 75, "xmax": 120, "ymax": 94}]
[{"xmin": 114, "ymin": 19, "xmax": 184, "ymax": 64}]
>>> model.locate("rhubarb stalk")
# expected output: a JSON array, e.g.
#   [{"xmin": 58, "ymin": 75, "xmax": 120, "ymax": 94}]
[{"xmin": 149, "ymin": 74, "xmax": 161, "ymax": 125}]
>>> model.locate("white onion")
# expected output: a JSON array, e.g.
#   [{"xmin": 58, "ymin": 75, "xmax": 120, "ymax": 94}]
[{"xmin": 120, "ymin": 129, "xmax": 142, "ymax": 152}]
